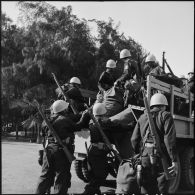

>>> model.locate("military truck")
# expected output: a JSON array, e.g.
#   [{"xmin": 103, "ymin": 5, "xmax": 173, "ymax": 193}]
[{"xmin": 74, "ymin": 75, "xmax": 194, "ymax": 193}]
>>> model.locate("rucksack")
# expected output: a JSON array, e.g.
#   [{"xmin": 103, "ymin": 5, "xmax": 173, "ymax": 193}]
[{"xmin": 115, "ymin": 155, "xmax": 141, "ymax": 194}]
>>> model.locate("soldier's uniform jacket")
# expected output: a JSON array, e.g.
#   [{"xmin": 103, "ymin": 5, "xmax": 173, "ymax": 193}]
[
  {"xmin": 117, "ymin": 60, "xmax": 139, "ymax": 84},
  {"xmin": 64, "ymin": 85, "xmax": 86, "ymax": 112},
  {"xmin": 42, "ymin": 112, "xmax": 88, "ymax": 146},
  {"xmin": 89, "ymin": 118, "xmax": 133, "ymax": 144},
  {"xmin": 131, "ymin": 107, "xmax": 177, "ymax": 163},
  {"xmin": 98, "ymin": 71, "xmax": 115, "ymax": 91},
  {"xmin": 149, "ymin": 65, "xmax": 165, "ymax": 76}
]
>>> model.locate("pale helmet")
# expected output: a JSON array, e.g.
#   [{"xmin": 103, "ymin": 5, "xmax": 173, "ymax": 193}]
[
  {"xmin": 93, "ymin": 103, "xmax": 107, "ymax": 116},
  {"xmin": 106, "ymin": 59, "xmax": 116, "ymax": 68},
  {"xmin": 145, "ymin": 54, "xmax": 156, "ymax": 63},
  {"xmin": 70, "ymin": 77, "xmax": 81, "ymax": 85},
  {"xmin": 150, "ymin": 93, "xmax": 168, "ymax": 107},
  {"xmin": 52, "ymin": 100, "xmax": 69, "ymax": 114},
  {"xmin": 120, "ymin": 49, "xmax": 131, "ymax": 59}
]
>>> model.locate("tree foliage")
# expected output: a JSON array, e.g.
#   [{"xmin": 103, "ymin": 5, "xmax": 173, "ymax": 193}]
[{"xmin": 1, "ymin": 2, "xmax": 148, "ymax": 121}]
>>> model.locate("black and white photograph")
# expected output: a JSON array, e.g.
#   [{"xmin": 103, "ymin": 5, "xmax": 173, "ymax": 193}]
[{"xmin": 1, "ymin": 1, "xmax": 194, "ymax": 194}]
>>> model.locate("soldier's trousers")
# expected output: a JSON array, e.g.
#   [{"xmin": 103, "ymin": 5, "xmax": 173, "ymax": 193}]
[
  {"xmin": 35, "ymin": 144, "xmax": 73, "ymax": 194},
  {"xmin": 141, "ymin": 153, "xmax": 169, "ymax": 194},
  {"xmin": 83, "ymin": 144, "xmax": 108, "ymax": 193}
]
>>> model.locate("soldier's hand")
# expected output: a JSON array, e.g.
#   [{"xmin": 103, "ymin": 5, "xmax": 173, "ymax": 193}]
[{"xmin": 168, "ymin": 162, "xmax": 178, "ymax": 177}]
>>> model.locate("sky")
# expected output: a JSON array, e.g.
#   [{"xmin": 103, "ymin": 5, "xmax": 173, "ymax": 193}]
[{"xmin": 1, "ymin": 1, "xmax": 194, "ymax": 77}]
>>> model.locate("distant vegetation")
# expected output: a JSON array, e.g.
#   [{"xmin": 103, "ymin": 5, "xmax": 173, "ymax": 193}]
[{"xmin": 1, "ymin": 1, "xmax": 148, "ymax": 126}]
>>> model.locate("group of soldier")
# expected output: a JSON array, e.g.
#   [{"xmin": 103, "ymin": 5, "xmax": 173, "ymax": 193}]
[{"xmin": 34, "ymin": 48, "xmax": 194, "ymax": 194}]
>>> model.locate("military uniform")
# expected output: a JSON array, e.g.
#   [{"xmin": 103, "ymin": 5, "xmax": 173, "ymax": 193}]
[
  {"xmin": 116, "ymin": 60, "xmax": 139, "ymax": 85},
  {"xmin": 58, "ymin": 84, "xmax": 86, "ymax": 112},
  {"xmin": 35, "ymin": 112, "xmax": 88, "ymax": 194},
  {"xmin": 98, "ymin": 70, "xmax": 115, "ymax": 91},
  {"xmin": 131, "ymin": 107, "xmax": 177, "ymax": 194},
  {"xmin": 83, "ymin": 118, "xmax": 134, "ymax": 194}
]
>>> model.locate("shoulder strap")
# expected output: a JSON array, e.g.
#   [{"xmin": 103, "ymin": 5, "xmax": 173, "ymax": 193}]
[{"xmin": 140, "ymin": 120, "xmax": 149, "ymax": 155}]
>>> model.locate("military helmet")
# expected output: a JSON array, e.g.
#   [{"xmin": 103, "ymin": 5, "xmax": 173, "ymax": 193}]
[
  {"xmin": 93, "ymin": 103, "xmax": 107, "ymax": 116},
  {"xmin": 70, "ymin": 77, "xmax": 81, "ymax": 85},
  {"xmin": 106, "ymin": 59, "xmax": 116, "ymax": 68},
  {"xmin": 52, "ymin": 100, "xmax": 69, "ymax": 113},
  {"xmin": 145, "ymin": 54, "xmax": 156, "ymax": 63},
  {"xmin": 120, "ymin": 49, "xmax": 131, "ymax": 59},
  {"xmin": 150, "ymin": 93, "xmax": 168, "ymax": 107}
]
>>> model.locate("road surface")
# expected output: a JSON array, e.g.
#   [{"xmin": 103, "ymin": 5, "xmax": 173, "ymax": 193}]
[
  {"xmin": 2, "ymin": 140, "xmax": 115, "ymax": 194},
  {"xmin": 2, "ymin": 139, "xmax": 193, "ymax": 194}
]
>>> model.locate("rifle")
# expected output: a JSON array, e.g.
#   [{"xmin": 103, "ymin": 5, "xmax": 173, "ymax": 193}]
[
  {"xmin": 52, "ymin": 73, "xmax": 78, "ymax": 114},
  {"xmin": 162, "ymin": 51, "xmax": 165, "ymax": 71},
  {"xmin": 33, "ymin": 99, "xmax": 75, "ymax": 163},
  {"xmin": 162, "ymin": 52, "xmax": 175, "ymax": 76},
  {"xmin": 84, "ymin": 104, "xmax": 122, "ymax": 163}
]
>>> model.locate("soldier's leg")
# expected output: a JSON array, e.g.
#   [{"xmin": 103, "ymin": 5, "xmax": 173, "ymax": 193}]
[
  {"xmin": 35, "ymin": 151, "xmax": 54, "ymax": 194},
  {"xmin": 53, "ymin": 148, "xmax": 72, "ymax": 194},
  {"xmin": 83, "ymin": 144, "xmax": 108, "ymax": 194},
  {"xmin": 157, "ymin": 172, "xmax": 169, "ymax": 194},
  {"xmin": 141, "ymin": 155, "xmax": 159, "ymax": 194}
]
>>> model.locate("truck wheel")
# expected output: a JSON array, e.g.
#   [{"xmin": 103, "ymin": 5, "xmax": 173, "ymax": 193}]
[
  {"xmin": 82, "ymin": 158, "xmax": 92, "ymax": 182},
  {"xmin": 168, "ymin": 153, "xmax": 181, "ymax": 193},
  {"xmin": 180, "ymin": 147, "xmax": 194, "ymax": 190},
  {"xmin": 74, "ymin": 160, "xmax": 88, "ymax": 182}
]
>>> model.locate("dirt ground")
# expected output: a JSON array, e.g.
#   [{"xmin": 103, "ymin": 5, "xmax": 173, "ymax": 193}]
[{"xmin": 1, "ymin": 139, "xmax": 114, "ymax": 194}]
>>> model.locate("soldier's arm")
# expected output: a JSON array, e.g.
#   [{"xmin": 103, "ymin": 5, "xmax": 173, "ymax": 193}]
[
  {"xmin": 163, "ymin": 112, "xmax": 177, "ymax": 162},
  {"xmin": 101, "ymin": 118, "xmax": 135, "ymax": 132},
  {"xmin": 131, "ymin": 121, "xmax": 142, "ymax": 154}
]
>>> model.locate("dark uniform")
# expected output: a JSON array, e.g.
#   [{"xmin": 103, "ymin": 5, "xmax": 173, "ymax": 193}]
[
  {"xmin": 83, "ymin": 118, "xmax": 134, "ymax": 194},
  {"xmin": 98, "ymin": 70, "xmax": 115, "ymax": 91},
  {"xmin": 35, "ymin": 111, "xmax": 88, "ymax": 194},
  {"xmin": 131, "ymin": 107, "xmax": 177, "ymax": 194},
  {"xmin": 58, "ymin": 84, "xmax": 86, "ymax": 112},
  {"xmin": 116, "ymin": 59, "xmax": 139, "ymax": 86}
]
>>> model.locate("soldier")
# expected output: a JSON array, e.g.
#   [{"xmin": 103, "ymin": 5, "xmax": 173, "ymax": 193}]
[
  {"xmin": 131, "ymin": 93, "xmax": 178, "ymax": 194},
  {"xmin": 35, "ymin": 100, "xmax": 89, "ymax": 194},
  {"xmin": 114, "ymin": 49, "xmax": 139, "ymax": 87},
  {"xmin": 143, "ymin": 54, "xmax": 165, "ymax": 77},
  {"xmin": 83, "ymin": 103, "xmax": 134, "ymax": 194},
  {"xmin": 96, "ymin": 59, "xmax": 124, "ymax": 116},
  {"xmin": 98, "ymin": 59, "xmax": 117, "ymax": 92},
  {"xmin": 57, "ymin": 77, "xmax": 86, "ymax": 112}
]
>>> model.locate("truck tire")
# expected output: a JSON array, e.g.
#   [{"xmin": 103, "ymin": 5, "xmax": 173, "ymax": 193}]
[
  {"xmin": 82, "ymin": 158, "xmax": 91, "ymax": 182},
  {"xmin": 168, "ymin": 153, "xmax": 181, "ymax": 193},
  {"xmin": 180, "ymin": 147, "xmax": 194, "ymax": 190},
  {"xmin": 74, "ymin": 160, "xmax": 89, "ymax": 182}
]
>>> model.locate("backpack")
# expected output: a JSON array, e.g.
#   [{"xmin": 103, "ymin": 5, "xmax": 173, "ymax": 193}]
[{"xmin": 115, "ymin": 155, "xmax": 141, "ymax": 194}]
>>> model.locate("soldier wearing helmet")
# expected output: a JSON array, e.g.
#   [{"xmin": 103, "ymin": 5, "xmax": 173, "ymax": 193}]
[
  {"xmin": 98, "ymin": 59, "xmax": 117, "ymax": 91},
  {"xmin": 131, "ymin": 93, "xmax": 178, "ymax": 194},
  {"xmin": 115, "ymin": 49, "xmax": 139, "ymax": 87},
  {"xmin": 82, "ymin": 103, "xmax": 134, "ymax": 194},
  {"xmin": 96, "ymin": 59, "xmax": 124, "ymax": 117},
  {"xmin": 144, "ymin": 54, "xmax": 165, "ymax": 77},
  {"xmin": 57, "ymin": 77, "xmax": 86, "ymax": 112},
  {"xmin": 35, "ymin": 100, "xmax": 89, "ymax": 194}
]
